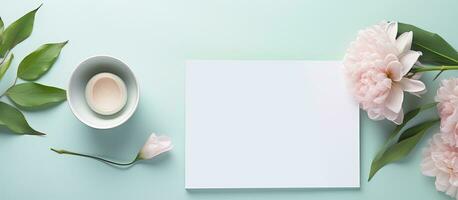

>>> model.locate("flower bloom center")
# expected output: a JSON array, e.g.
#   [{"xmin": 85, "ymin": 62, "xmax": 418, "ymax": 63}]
[{"xmin": 354, "ymin": 67, "xmax": 392, "ymax": 108}]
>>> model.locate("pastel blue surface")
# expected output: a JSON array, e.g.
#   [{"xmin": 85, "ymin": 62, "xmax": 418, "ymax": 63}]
[{"xmin": 0, "ymin": 0, "xmax": 457, "ymax": 199}]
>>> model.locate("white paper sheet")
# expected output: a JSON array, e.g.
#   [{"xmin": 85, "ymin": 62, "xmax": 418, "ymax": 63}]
[{"xmin": 185, "ymin": 61, "xmax": 359, "ymax": 189}]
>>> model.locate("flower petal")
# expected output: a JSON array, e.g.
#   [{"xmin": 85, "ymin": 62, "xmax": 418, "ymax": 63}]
[
  {"xmin": 400, "ymin": 50, "xmax": 422, "ymax": 76},
  {"xmin": 386, "ymin": 22, "xmax": 398, "ymax": 41},
  {"xmin": 158, "ymin": 136, "xmax": 173, "ymax": 148},
  {"xmin": 396, "ymin": 31, "xmax": 413, "ymax": 54},
  {"xmin": 385, "ymin": 109, "xmax": 398, "ymax": 121},
  {"xmin": 436, "ymin": 172, "xmax": 451, "ymax": 192},
  {"xmin": 387, "ymin": 61, "xmax": 403, "ymax": 81},
  {"xmin": 450, "ymin": 175, "xmax": 458, "ymax": 187},
  {"xmin": 445, "ymin": 185, "xmax": 458, "ymax": 197},
  {"xmin": 384, "ymin": 54, "xmax": 398, "ymax": 64},
  {"xmin": 368, "ymin": 109, "xmax": 383, "ymax": 120},
  {"xmin": 421, "ymin": 158, "xmax": 438, "ymax": 176},
  {"xmin": 385, "ymin": 83, "xmax": 403, "ymax": 112},
  {"xmin": 392, "ymin": 109, "xmax": 404, "ymax": 125},
  {"xmin": 399, "ymin": 78, "xmax": 426, "ymax": 93},
  {"xmin": 147, "ymin": 133, "xmax": 158, "ymax": 143},
  {"xmin": 410, "ymin": 88, "xmax": 427, "ymax": 97}
]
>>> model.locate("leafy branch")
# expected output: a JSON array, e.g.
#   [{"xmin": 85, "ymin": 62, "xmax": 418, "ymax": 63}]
[
  {"xmin": 368, "ymin": 23, "xmax": 458, "ymax": 180},
  {"xmin": 0, "ymin": 4, "xmax": 67, "ymax": 135}
]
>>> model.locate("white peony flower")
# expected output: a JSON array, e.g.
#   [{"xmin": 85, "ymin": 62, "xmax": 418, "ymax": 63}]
[{"xmin": 343, "ymin": 21, "xmax": 426, "ymax": 124}]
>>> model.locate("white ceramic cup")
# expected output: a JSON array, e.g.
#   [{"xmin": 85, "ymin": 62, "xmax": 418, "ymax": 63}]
[{"xmin": 68, "ymin": 55, "xmax": 139, "ymax": 129}]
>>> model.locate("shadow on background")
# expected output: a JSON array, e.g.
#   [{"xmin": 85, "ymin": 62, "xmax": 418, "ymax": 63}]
[
  {"xmin": 187, "ymin": 187, "xmax": 360, "ymax": 196},
  {"xmin": 71, "ymin": 100, "xmax": 154, "ymax": 162}
]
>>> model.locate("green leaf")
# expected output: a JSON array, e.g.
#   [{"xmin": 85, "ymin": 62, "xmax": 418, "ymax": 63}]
[
  {"xmin": 0, "ymin": 53, "xmax": 13, "ymax": 81},
  {"xmin": 0, "ymin": 17, "xmax": 4, "ymax": 45},
  {"xmin": 0, "ymin": 17, "xmax": 4, "ymax": 31},
  {"xmin": 6, "ymin": 82, "xmax": 66, "ymax": 108},
  {"xmin": 368, "ymin": 103, "xmax": 436, "ymax": 181},
  {"xmin": 0, "ymin": 101, "xmax": 44, "ymax": 135},
  {"xmin": 17, "ymin": 41, "xmax": 68, "ymax": 81},
  {"xmin": 398, "ymin": 23, "xmax": 458, "ymax": 65},
  {"xmin": 0, "ymin": 4, "xmax": 41, "ymax": 57},
  {"xmin": 368, "ymin": 119, "xmax": 438, "ymax": 180},
  {"xmin": 398, "ymin": 119, "xmax": 438, "ymax": 142}
]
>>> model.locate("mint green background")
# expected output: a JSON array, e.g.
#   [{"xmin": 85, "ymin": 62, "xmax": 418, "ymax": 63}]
[{"xmin": 0, "ymin": 0, "xmax": 457, "ymax": 199}]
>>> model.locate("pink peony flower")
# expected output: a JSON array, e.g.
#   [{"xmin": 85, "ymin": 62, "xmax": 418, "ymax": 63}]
[
  {"xmin": 344, "ymin": 21, "xmax": 426, "ymax": 124},
  {"xmin": 436, "ymin": 79, "xmax": 458, "ymax": 132},
  {"xmin": 442, "ymin": 124, "xmax": 458, "ymax": 148},
  {"xmin": 422, "ymin": 134, "xmax": 458, "ymax": 199}
]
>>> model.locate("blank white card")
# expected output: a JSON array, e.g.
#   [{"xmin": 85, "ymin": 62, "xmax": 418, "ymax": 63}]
[{"xmin": 185, "ymin": 61, "xmax": 359, "ymax": 189}]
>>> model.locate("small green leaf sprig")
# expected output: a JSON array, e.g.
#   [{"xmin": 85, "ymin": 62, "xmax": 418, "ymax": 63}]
[{"xmin": 0, "ymin": 5, "xmax": 67, "ymax": 135}]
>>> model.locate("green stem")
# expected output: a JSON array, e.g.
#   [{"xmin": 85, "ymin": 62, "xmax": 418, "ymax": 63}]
[
  {"xmin": 50, "ymin": 148, "xmax": 139, "ymax": 166},
  {"xmin": 0, "ymin": 76, "xmax": 18, "ymax": 98},
  {"xmin": 412, "ymin": 65, "xmax": 458, "ymax": 73},
  {"xmin": 0, "ymin": 51, "xmax": 10, "ymax": 66},
  {"xmin": 0, "ymin": 51, "xmax": 15, "ymax": 98}
]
